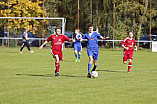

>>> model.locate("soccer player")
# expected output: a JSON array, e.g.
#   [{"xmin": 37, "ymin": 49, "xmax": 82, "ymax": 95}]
[
  {"xmin": 74, "ymin": 29, "xmax": 82, "ymax": 62},
  {"xmin": 39, "ymin": 27, "xmax": 75, "ymax": 76},
  {"xmin": 19, "ymin": 28, "xmax": 34, "ymax": 53},
  {"xmin": 121, "ymin": 31, "xmax": 137, "ymax": 73},
  {"xmin": 79, "ymin": 23, "xmax": 109, "ymax": 78}
]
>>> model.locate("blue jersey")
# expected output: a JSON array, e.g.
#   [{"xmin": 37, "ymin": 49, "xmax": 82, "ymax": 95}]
[
  {"xmin": 74, "ymin": 33, "xmax": 82, "ymax": 46},
  {"xmin": 82, "ymin": 31, "xmax": 102, "ymax": 51}
]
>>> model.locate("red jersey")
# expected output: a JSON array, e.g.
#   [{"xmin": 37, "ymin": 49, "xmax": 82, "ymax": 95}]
[
  {"xmin": 121, "ymin": 37, "xmax": 136, "ymax": 51},
  {"xmin": 46, "ymin": 34, "xmax": 70, "ymax": 51}
]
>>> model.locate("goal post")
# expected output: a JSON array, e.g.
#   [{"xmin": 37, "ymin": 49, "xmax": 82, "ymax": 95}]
[
  {"xmin": 0, "ymin": 17, "xmax": 66, "ymax": 47},
  {"xmin": 0, "ymin": 17, "xmax": 66, "ymax": 34}
]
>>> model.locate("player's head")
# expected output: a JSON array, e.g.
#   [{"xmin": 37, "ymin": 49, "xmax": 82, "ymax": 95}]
[
  {"xmin": 55, "ymin": 27, "xmax": 61, "ymax": 35},
  {"xmin": 25, "ymin": 28, "xmax": 28, "ymax": 32},
  {"xmin": 88, "ymin": 23, "xmax": 93, "ymax": 33},
  {"xmin": 75, "ymin": 29, "xmax": 80, "ymax": 34},
  {"xmin": 129, "ymin": 31, "xmax": 133, "ymax": 38}
]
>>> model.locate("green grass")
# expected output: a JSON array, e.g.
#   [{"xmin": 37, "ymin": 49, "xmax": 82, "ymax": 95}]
[{"xmin": 0, "ymin": 47, "xmax": 157, "ymax": 104}]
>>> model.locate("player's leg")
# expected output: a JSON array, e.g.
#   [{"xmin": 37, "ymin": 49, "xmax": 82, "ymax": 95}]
[
  {"xmin": 51, "ymin": 50, "xmax": 60, "ymax": 76},
  {"xmin": 127, "ymin": 53, "xmax": 133, "ymax": 73},
  {"xmin": 87, "ymin": 55, "xmax": 93, "ymax": 78},
  {"xmin": 19, "ymin": 43, "xmax": 26, "ymax": 53},
  {"xmin": 92, "ymin": 50, "xmax": 99, "ymax": 71},
  {"xmin": 55, "ymin": 51, "xmax": 63, "ymax": 76},
  {"xmin": 74, "ymin": 44, "xmax": 78, "ymax": 62},
  {"xmin": 78, "ymin": 45, "xmax": 82, "ymax": 62},
  {"xmin": 54, "ymin": 55, "xmax": 60, "ymax": 76},
  {"xmin": 25, "ymin": 42, "xmax": 34, "ymax": 53},
  {"xmin": 74, "ymin": 50, "xmax": 78, "ymax": 62},
  {"xmin": 123, "ymin": 51, "xmax": 128, "ymax": 64},
  {"xmin": 87, "ymin": 49, "xmax": 93, "ymax": 78},
  {"xmin": 78, "ymin": 52, "xmax": 81, "ymax": 62},
  {"xmin": 127, "ymin": 59, "xmax": 132, "ymax": 73},
  {"xmin": 25, "ymin": 42, "xmax": 31, "ymax": 51}
]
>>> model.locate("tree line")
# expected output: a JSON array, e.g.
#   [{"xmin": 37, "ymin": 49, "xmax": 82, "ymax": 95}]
[{"xmin": 0, "ymin": 0, "xmax": 157, "ymax": 42}]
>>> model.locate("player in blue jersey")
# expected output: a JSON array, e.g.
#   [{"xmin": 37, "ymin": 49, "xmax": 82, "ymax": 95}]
[
  {"xmin": 79, "ymin": 24, "xmax": 109, "ymax": 78},
  {"xmin": 74, "ymin": 29, "xmax": 82, "ymax": 62}
]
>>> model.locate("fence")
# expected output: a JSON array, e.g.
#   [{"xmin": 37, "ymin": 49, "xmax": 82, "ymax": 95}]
[{"xmin": 0, "ymin": 37, "xmax": 153, "ymax": 50}]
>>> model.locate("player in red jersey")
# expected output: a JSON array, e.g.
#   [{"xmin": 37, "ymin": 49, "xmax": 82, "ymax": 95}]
[
  {"xmin": 39, "ymin": 27, "xmax": 75, "ymax": 76},
  {"xmin": 121, "ymin": 32, "xmax": 137, "ymax": 73}
]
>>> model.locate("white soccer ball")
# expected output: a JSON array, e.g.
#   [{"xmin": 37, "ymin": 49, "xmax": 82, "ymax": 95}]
[{"xmin": 91, "ymin": 71, "xmax": 98, "ymax": 78}]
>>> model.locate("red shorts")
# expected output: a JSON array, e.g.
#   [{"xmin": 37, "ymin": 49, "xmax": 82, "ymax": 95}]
[
  {"xmin": 123, "ymin": 51, "xmax": 133, "ymax": 61},
  {"xmin": 51, "ymin": 50, "xmax": 63, "ymax": 61}
]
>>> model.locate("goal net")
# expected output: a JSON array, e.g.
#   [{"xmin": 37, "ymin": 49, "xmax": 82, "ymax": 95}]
[{"xmin": 0, "ymin": 17, "xmax": 66, "ymax": 47}]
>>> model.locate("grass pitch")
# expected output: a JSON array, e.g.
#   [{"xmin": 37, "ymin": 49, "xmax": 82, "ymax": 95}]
[{"xmin": 0, "ymin": 47, "xmax": 157, "ymax": 104}]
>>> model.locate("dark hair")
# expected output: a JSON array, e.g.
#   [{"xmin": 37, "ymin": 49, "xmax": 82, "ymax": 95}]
[
  {"xmin": 55, "ymin": 27, "xmax": 61, "ymax": 32},
  {"xmin": 88, "ymin": 23, "xmax": 93, "ymax": 28}
]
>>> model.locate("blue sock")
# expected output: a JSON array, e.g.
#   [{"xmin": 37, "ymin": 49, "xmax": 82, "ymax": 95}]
[
  {"xmin": 92, "ymin": 65, "xmax": 97, "ymax": 71},
  {"xmin": 79, "ymin": 54, "xmax": 81, "ymax": 59},
  {"xmin": 88, "ymin": 63, "xmax": 92, "ymax": 74},
  {"xmin": 75, "ymin": 53, "xmax": 78, "ymax": 59}
]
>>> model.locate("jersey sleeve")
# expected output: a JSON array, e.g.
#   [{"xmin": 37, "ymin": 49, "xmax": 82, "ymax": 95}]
[
  {"xmin": 134, "ymin": 39, "xmax": 136, "ymax": 46},
  {"xmin": 79, "ymin": 34, "xmax": 82, "ymax": 38},
  {"xmin": 97, "ymin": 32, "xmax": 102, "ymax": 38},
  {"xmin": 82, "ymin": 34, "xmax": 87, "ymax": 39},
  {"xmin": 121, "ymin": 38, "xmax": 126, "ymax": 45},
  {"xmin": 46, "ymin": 35, "xmax": 52, "ymax": 42},
  {"xmin": 63, "ymin": 35, "xmax": 70, "ymax": 41}
]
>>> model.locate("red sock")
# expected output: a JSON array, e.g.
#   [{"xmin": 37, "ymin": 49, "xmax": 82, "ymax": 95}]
[
  {"xmin": 128, "ymin": 62, "xmax": 132, "ymax": 72},
  {"xmin": 55, "ymin": 63, "xmax": 59, "ymax": 73}
]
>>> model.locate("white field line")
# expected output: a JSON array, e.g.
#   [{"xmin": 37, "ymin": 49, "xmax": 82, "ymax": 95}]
[{"xmin": 1, "ymin": 67, "xmax": 157, "ymax": 73}]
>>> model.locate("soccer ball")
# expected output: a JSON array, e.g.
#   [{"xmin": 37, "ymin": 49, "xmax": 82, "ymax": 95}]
[{"xmin": 91, "ymin": 71, "xmax": 98, "ymax": 78}]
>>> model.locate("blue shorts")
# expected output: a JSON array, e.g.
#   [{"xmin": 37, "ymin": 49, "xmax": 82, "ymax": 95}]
[
  {"xmin": 74, "ymin": 44, "xmax": 82, "ymax": 52},
  {"xmin": 87, "ymin": 49, "xmax": 99, "ymax": 61}
]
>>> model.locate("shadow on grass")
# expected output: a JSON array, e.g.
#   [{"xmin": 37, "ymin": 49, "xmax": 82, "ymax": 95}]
[
  {"xmin": 97, "ymin": 70, "xmax": 125, "ymax": 73},
  {"xmin": 16, "ymin": 74, "xmax": 85, "ymax": 78},
  {"xmin": 16, "ymin": 74, "xmax": 52, "ymax": 77}
]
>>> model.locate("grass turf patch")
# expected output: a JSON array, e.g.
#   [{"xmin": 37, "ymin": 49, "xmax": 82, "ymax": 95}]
[{"xmin": 0, "ymin": 47, "xmax": 157, "ymax": 104}]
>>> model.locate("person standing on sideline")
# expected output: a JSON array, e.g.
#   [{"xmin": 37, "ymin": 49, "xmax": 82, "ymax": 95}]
[
  {"xmin": 121, "ymin": 31, "xmax": 137, "ymax": 73},
  {"xmin": 74, "ymin": 29, "xmax": 82, "ymax": 62},
  {"xmin": 19, "ymin": 28, "xmax": 34, "ymax": 53},
  {"xmin": 39, "ymin": 27, "xmax": 75, "ymax": 76},
  {"xmin": 79, "ymin": 24, "xmax": 109, "ymax": 78}
]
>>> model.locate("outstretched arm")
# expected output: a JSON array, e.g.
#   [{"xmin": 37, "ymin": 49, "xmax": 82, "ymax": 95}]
[
  {"xmin": 69, "ymin": 39, "xmax": 75, "ymax": 42},
  {"xmin": 78, "ymin": 37, "xmax": 83, "ymax": 42},
  {"xmin": 100, "ymin": 36, "xmax": 109, "ymax": 40},
  {"xmin": 39, "ymin": 41, "xmax": 48, "ymax": 50}
]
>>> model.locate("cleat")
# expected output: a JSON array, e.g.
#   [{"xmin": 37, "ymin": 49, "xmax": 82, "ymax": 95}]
[
  {"xmin": 55, "ymin": 72, "xmax": 59, "ymax": 77},
  {"xmin": 78, "ymin": 59, "xmax": 80, "ymax": 62},
  {"xmin": 29, "ymin": 51, "xmax": 34, "ymax": 53},
  {"xmin": 19, "ymin": 51, "xmax": 23, "ymax": 53},
  {"xmin": 87, "ymin": 74, "xmax": 91, "ymax": 78},
  {"xmin": 75, "ymin": 58, "xmax": 78, "ymax": 62}
]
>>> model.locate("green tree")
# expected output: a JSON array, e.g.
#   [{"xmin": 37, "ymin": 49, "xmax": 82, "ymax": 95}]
[{"xmin": 0, "ymin": 0, "xmax": 47, "ymax": 36}]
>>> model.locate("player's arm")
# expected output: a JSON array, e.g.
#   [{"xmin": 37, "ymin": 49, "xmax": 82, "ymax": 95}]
[
  {"xmin": 122, "ymin": 45, "xmax": 129, "ymax": 50},
  {"xmin": 100, "ymin": 36, "xmax": 109, "ymax": 40},
  {"xmin": 39, "ymin": 41, "xmax": 48, "ymax": 50},
  {"xmin": 78, "ymin": 34, "xmax": 85, "ymax": 42},
  {"xmin": 134, "ymin": 40, "xmax": 137, "ymax": 51},
  {"xmin": 24, "ymin": 32, "xmax": 29, "ymax": 40},
  {"xmin": 134, "ymin": 46, "xmax": 137, "ymax": 51},
  {"xmin": 68, "ymin": 39, "xmax": 75, "ymax": 42},
  {"xmin": 78, "ymin": 37, "xmax": 83, "ymax": 42}
]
